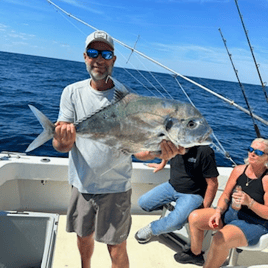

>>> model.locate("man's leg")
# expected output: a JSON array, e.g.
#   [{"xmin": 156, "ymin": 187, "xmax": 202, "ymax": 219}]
[
  {"xmin": 77, "ymin": 232, "xmax": 95, "ymax": 268},
  {"xmin": 107, "ymin": 240, "xmax": 129, "ymax": 268},
  {"xmin": 95, "ymin": 190, "xmax": 131, "ymax": 266},
  {"xmin": 138, "ymin": 182, "xmax": 174, "ymax": 212},
  {"xmin": 66, "ymin": 187, "xmax": 97, "ymax": 267},
  {"xmin": 150, "ymin": 193, "xmax": 203, "ymax": 235},
  {"xmin": 135, "ymin": 182, "xmax": 175, "ymax": 243}
]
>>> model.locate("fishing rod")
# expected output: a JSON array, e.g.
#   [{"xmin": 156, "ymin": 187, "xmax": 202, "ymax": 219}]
[
  {"xmin": 234, "ymin": 0, "xmax": 268, "ymax": 103},
  {"xmin": 46, "ymin": 0, "xmax": 268, "ymax": 127},
  {"xmin": 219, "ymin": 28, "xmax": 261, "ymax": 138}
]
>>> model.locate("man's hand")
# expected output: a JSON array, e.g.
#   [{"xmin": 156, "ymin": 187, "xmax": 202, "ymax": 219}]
[
  {"xmin": 53, "ymin": 122, "xmax": 76, "ymax": 152},
  {"xmin": 147, "ymin": 159, "xmax": 167, "ymax": 173},
  {"xmin": 157, "ymin": 140, "xmax": 186, "ymax": 160},
  {"xmin": 134, "ymin": 140, "xmax": 186, "ymax": 161}
]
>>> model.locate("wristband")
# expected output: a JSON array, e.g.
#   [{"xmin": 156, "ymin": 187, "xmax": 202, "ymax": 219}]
[
  {"xmin": 216, "ymin": 207, "xmax": 223, "ymax": 214},
  {"xmin": 248, "ymin": 198, "xmax": 255, "ymax": 209}
]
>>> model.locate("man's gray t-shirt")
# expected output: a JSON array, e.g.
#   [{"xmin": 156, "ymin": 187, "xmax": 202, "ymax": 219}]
[{"xmin": 58, "ymin": 78, "xmax": 132, "ymax": 194}]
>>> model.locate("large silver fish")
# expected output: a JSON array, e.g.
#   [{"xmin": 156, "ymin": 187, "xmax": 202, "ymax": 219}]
[{"xmin": 26, "ymin": 88, "xmax": 212, "ymax": 153}]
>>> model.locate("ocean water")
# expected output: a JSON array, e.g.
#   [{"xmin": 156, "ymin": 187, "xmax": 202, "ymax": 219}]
[{"xmin": 1, "ymin": 51, "xmax": 268, "ymax": 167}]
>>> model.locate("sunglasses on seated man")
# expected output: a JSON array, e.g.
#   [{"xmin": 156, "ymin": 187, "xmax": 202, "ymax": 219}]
[
  {"xmin": 248, "ymin": 146, "xmax": 268, "ymax": 156},
  {"xmin": 86, "ymin": 49, "xmax": 114, "ymax": 60}
]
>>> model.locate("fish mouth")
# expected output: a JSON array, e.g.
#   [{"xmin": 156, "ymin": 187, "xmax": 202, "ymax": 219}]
[
  {"xmin": 198, "ymin": 131, "xmax": 212, "ymax": 145},
  {"xmin": 199, "ymin": 137, "xmax": 212, "ymax": 145}
]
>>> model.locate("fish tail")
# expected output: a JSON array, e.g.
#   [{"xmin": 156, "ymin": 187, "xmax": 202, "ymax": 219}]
[{"xmin": 25, "ymin": 105, "xmax": 55, "ymax": 152}]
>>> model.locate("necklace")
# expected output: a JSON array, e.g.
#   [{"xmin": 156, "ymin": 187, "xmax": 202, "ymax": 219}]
[
  {"xmin": 245, "ymin": 177, "xmax": 255, "ymax": 186},
  {"xmin": 246, "ymin": 170, "xmax": 265, "ymax": 186},
  {"xmin": 245, "ymin": 166, "xmax": 267, "ymax": 186}
]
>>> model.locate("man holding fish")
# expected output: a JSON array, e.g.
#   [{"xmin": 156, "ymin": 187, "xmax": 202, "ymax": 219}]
[{"xmin": 52, "ymin": 30, "xmax": 185, "ymax": 268}]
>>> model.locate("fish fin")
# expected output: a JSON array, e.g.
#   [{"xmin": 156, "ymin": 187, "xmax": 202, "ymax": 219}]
[
  {"xmin": 25, "ymin": 105, "xmax": 55, "ymax": 152},
  {"xmin": 110, "ymin": 77, "xmax": 130, "ymax": 103},
  {"xmin": 120, "ymin": 149, "xmax": 132, "ymax": 155},
  {"xmin": 112, "ymin": 88, "xmax": 130, "ymax": 103},
  {"xmin": 75, "ymin": 79, "xmax": 130, "ymax": 126}
]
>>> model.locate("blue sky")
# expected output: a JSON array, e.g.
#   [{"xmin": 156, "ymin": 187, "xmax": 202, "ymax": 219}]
[{"xmin": 0, "ymin": 0, "xmax": 268, "ymax": 84}]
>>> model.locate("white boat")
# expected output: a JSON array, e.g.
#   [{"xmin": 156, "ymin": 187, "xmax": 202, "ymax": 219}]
[
  {"xmin": 1, "ymin": 1, "xmax": 268, "ymax": 267},
  {"xmin": 1, "ymin": 151, "xmax": 267, "ymax": 267}
]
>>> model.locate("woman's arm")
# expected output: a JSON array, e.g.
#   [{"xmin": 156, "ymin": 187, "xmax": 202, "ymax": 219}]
[
  {"xmin": 215, "ymin": 165, "xmax": 244, "ymax": 213},
  {"xmin": 244, "ymin": 175, "xmax": 268, "ymax": 220}
]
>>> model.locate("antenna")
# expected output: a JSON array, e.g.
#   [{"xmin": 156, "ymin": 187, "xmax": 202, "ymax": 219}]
[
  {"xmin": 219, "ymin": 28, "xmax": 261, "ymax": 138},
  {"xmin": 234, "ymin": 0, "xmax": 268, "ymax": 103},
  {"xmin": 126, "ymin": 35, "xmax": 140, "ymax": 64}
]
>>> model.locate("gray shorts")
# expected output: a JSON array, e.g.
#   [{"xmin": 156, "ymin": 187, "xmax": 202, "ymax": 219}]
[{"xmin": 66, "ymin": 187, "xmax": 132, "ymax": 245}]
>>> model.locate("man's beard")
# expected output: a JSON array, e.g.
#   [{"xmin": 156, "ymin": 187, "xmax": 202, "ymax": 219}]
[{"xmin": 86, "ymin": 63, "xmax": 113, "ymax": 82}]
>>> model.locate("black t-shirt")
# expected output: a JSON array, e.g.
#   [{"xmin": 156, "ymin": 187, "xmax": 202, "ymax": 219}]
[{"xmin": 169, "ymin": 146, "xmax": 219, "ymax": 197}]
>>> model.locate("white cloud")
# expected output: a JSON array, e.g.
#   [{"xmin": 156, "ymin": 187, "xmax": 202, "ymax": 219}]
[
  {"xmin": 0, "ymin": 24, "xmax": 8, "ymax": 31},
  {"xmin": 115, "ymin": 39, "xmax": 268, "ymax": 85},
  {"xmin": 11, "ymin": 41, "xmax": 29, "ymax": 46},
  {"xmin": 53, "ymin": 0, "xmax": 104, "ymax": 15},
  {"xmin": 52, "ymin": 40, "xmax": 70, "ymax": 48},
  {"xmin": 7, "ymin": 31, "xmax": 35, "ymax": 41}
]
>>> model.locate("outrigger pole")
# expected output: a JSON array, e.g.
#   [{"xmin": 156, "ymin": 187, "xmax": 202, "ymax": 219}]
[
  {"xmin": 234, "ymin": 0, "xmax": 268, "ymax": 103},
  {"xmin": 46, "ymin": 0, "xmax": 268, "ymax": 126},
  {"xmin": 219, "ymin": 28, "xmax": 261, "ymax": 138}
]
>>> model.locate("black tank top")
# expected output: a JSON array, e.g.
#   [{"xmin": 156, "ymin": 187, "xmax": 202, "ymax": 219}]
[{"xmin": 236, "ymin": 165, "xmax": 266, "ymax": 219}]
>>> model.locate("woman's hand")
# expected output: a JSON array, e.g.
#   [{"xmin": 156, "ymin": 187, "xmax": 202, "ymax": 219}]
[
  {"xmin": 208, "ymin": 211, "xmax": 221, "ymax": 229},
  {"xmin": 232, "ymin": 189, "xmax": 243, "ymax": 207},
  {"xmin": 239, "ymin": 191, "xmax": 253, "ymax": 207}
]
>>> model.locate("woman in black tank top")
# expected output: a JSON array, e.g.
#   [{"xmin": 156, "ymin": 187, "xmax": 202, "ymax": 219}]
[{"xmin": 174, "ymin": 138, "xmax": 268, "ymax": 268}]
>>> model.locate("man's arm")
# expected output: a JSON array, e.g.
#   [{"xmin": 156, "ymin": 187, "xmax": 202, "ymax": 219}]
[
  {"xmin": 52, "ymin": 122, "xmax": 76, "ymax": 153},
  {"xmin": 203, "ymin": 177, "xmax": 218, "ymax": 208},
  {"xmin": 147, "ymin": 159, "xmax": 168, "ymax": 173}
]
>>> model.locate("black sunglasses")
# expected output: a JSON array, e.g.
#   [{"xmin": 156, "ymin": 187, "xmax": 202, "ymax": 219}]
[
  {"xmin": 248, "ymin": 146, "xmax": 267, "ymax": 156},
  {"xmin": 86, "ymin": 49, "xmax": 114, "ymax": 60}
]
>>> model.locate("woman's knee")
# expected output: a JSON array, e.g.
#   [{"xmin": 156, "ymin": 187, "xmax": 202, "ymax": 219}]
[
  {"xmin": 212, "ymin": 231, "xmax": 226, "ymax": 247},
  {"xmin": 188, "ymin": 210, "xmax": 201, "ymax": 226}
]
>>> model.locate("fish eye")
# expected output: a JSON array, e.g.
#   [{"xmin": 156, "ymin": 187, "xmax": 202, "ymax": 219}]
[
  {"xmin": 165, "ymin": 119, "xmax": 173, "ymax": 131},
  {"xmin": 187, "ymin": 120, "xmax": 196, "ymax": 129}
]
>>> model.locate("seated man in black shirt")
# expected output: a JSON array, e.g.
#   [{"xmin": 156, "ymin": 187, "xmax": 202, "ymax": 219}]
[{"xmin": 135, "ymin": 145, "xmax": 219, "ymax": 265}]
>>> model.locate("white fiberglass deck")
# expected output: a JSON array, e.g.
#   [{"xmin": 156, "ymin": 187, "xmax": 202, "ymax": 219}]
[
  {"xmin": 53, "ymin": 214, "xmax": 268, "ymax": 268},
  {"xmin": 0, "ymin": 152, "xmax": 267, "ymax": 267}
]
